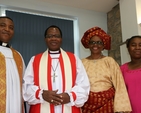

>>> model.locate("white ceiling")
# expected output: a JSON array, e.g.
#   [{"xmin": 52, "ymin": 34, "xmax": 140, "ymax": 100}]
[{"xmin": 40, "ymin": 0, "xmax": 119, "ymax": 13}]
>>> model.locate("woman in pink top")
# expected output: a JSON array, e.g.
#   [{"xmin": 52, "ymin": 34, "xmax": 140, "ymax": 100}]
[{"xmin": 120, "ymin": 35, "xmax": 141, "ymax": 113}]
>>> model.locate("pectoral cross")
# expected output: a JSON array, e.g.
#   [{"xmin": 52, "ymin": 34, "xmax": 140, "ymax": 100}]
[
  {"xmin": 52, "ymin": 73, "xmax": 57, "ymax": 82},
  {"xmin": 51, "ymin": 60, "xmax": 59, "ymax": 82}
]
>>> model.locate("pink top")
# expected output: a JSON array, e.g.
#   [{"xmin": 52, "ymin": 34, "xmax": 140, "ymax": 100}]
[{"xmin": 120, "ymin": 63, "xmax": 141, "ymax": 113}]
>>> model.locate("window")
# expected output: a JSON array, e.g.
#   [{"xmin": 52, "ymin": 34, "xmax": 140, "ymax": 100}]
[{"xmin": 6, "ymin": 10, "xmax": 75, "ymax": 65}]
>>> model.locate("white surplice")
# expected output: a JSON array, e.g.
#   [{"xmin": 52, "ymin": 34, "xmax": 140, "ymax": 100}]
[
  {"xmin": 0, "ymin": 46, "xmax": 25, "ymax": 113},
  {"xmin": 23, "ymin": 51, "xmax": 90, "ymax": 113}
]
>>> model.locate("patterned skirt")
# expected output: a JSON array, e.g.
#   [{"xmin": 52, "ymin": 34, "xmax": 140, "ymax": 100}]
[{"xmin": 81, "ymin": 87, "xmax": 115, "ymax": 113}]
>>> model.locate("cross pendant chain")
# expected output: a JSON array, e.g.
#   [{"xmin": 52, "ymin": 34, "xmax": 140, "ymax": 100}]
[
  {"xmin": 52, "ymin": 73, "xmax": 57, "ymax": 82},
  {"xmin": 51, "ymin": 60, "xmax": 59, "ymax": 82}
]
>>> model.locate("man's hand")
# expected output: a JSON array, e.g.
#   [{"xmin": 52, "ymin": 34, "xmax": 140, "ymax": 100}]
[
  {"xmin": 57, "ymin": 92, "xmax": 70, "ymax": 104},
  {"xmin": 42, "ymin": 90, "xmax": 61, "ymax": 105},
  {"xmin": 42, "ymin": 90, "xmax": 70, "ymax": 106}
]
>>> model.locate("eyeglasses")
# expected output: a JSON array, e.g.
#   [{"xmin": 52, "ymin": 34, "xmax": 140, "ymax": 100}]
[
  {"xmin": 89, "ymin": 41, "xmax": 103, "ymax": 45},
  {"xmin": 46, "ymin": 34, "xmax": 61, "ymax": 38}
]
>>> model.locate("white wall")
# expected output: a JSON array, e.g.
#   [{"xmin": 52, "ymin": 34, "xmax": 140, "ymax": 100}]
[
  {"xmin": 119, "ymin": 0, "xmax": 141, "ymax": 64},
  {"xmin": 136, "ymin": 0, "xmax": 141, "ymax": 35},
  {"xmin": 0, "ymin": 0, "xmax": 107, "ymax": 59}
]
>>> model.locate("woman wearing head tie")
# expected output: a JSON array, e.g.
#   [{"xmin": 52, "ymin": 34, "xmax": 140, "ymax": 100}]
[{"xmin": 81, "ymin": 26, "xmax": 132, "ymax": 113}]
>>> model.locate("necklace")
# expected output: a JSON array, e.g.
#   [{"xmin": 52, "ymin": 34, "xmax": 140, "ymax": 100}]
[
  {"xmin": 51, "ymin": 60, "xmax": 59, "ymax": 82},
  {"xmin": 91, "ymin": 54, "xmax": 103, "ymax": 63}
]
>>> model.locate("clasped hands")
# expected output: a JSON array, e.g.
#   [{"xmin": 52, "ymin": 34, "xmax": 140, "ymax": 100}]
[{"xmin": 42, "ymin": 89, "xmax": 70, "ymax": 106}]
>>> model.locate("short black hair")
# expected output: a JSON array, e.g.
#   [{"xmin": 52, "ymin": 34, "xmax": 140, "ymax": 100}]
[
  {"xmin": 126, "ymin": 35, "xmax": 141, "ymax": 48},
  {"xmin": 44, "ymin": 25, "xmax": 62, "ymax": 38},
  {"xmin": 0, "ymin": 16, "xmax": 13, "ymax": 22}
]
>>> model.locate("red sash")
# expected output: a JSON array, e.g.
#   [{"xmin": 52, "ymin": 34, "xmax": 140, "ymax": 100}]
[{"xmin": 82, "ymin": 87, "xmax": 115, "ymax": 113}]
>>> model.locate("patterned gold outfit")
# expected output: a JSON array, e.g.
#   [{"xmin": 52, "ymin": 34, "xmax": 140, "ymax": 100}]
[{"xmin": 81, "ymin": 56, "xmax": 132, "ymax": 113}]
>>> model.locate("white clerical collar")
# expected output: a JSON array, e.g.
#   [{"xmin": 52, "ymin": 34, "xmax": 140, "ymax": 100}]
[
  {"xmin": 48, "ymin": 50, "xmax": 60, "ymax": 54},
  {"xmin": 0, "ymin": 41, "xmax": 10, "ymax": 48}
]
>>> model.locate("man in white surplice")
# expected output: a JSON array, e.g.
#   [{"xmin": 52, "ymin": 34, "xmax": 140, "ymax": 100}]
[
  {"xmin": 23, "ymin": 25, "xmax": 90, "ymax": 113},
  {"xmin": 0, "ymin": 16, "xmax": 25, "ymax": 113}
]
